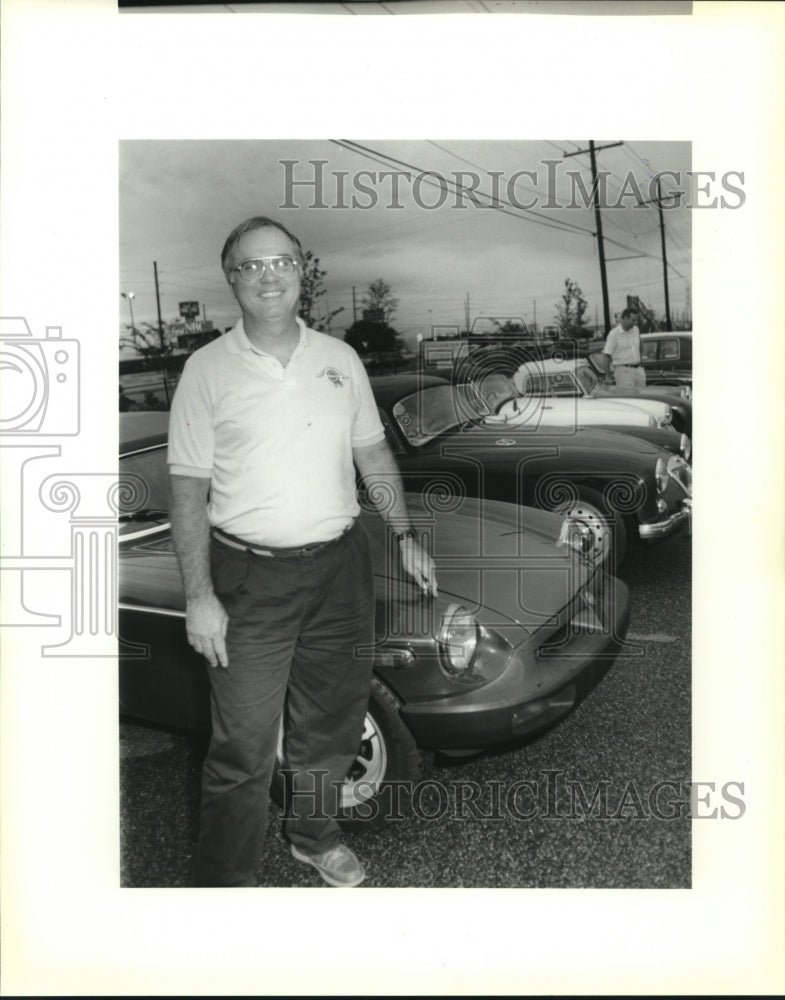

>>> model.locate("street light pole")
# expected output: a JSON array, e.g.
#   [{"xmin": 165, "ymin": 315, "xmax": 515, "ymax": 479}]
[{"xmin": 121, "ymin": 291, "xmax": 136, "ymax": 332}]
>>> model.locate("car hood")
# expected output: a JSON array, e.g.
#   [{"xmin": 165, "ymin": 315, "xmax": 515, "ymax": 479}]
[
  {"xmin": 415, "ymin": 420, "xmax": 665, "ymax": 471},
  {"xmin": 491, "ymin": 396, "xmax": 666, "ymax": 428},
  {"xmin": 366, "ymin": 493, "xmax": 591, "ymax": 641},
  {"xmin": 119, "ymin": 496, "xmax": 590, "ymax": 646},
  {"xmin": 600, "ymin": 385, "xmax": 688, "ymax": 406}
]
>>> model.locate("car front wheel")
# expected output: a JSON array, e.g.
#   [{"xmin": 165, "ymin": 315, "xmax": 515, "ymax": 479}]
[
  {"xmin": 272, "ymin": 676, "xmax": 423, "ymax": 830},
  {"xmin": 538, "ymin": 485, "xmax": 629, "ymax": 570}
]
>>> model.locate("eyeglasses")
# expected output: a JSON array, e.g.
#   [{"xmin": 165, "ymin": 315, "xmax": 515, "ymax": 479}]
[{"xmin": 229, "ymin": 255, "xmax": 299, "ymax": 283}]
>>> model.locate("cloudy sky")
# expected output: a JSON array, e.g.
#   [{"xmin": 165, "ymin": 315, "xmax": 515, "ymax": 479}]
[{"xmin": 119, "ymin": 137, "xmax": 692, "ymax": 346}]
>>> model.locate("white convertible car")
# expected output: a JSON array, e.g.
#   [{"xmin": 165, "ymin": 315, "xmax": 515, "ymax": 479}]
[{"xmin": 483, "ymin": 358, "xmax": 674, "ymax": 432}]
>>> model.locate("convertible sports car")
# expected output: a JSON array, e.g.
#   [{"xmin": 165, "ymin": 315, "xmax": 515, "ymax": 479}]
[
  {"xmin": 581, "ymin": 352, "xmax": 693, "ymax": 434},
  {"xmin": 507, "ymin": 357, "xmax": 674, "ymax": 430},
  {"xmin": 428, "ymin": 344, "xmax": 691, "ymax": 435},
  {"xmin": 119, "ymin": 412, "xmax": 630, "ymax": 825},
  {"xmin": 372, "ymin": 374, "xmax": 692, "ymax": 570}
]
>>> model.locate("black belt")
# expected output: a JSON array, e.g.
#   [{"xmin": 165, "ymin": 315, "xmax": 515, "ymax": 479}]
[
  {"xmin": 212, "ymin": 521, "xmax": 355, "ymax": 558},
  {"xmin": 616, "ymin": 363, "xmax": 641, "ymax": 368}
]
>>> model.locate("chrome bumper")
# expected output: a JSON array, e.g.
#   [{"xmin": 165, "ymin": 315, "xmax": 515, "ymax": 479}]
[{"xmin": 638, "ymin": 499, "xmax": 692, "ymax": 541}]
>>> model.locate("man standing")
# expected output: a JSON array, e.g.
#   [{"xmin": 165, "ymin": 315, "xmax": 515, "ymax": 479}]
[
  {"xmin": 167, "ymin": 216, "xmax": 437, "ymax": 888},
  {"xmin": 600, "ymin": 308, "xmax": 646, "ymax": 388}
]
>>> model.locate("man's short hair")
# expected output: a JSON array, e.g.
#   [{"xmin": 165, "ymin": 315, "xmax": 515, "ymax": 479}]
[
  {"xmin": 221, "ymin": 216, "xmax": 304, "ymax": 274},
  {"xmin": 621, "ymin": 307, "xmax": 639, "ymax": 320}
]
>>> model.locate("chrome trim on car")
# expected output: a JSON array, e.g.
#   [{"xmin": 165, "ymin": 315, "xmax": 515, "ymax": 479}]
[
  {"xmin": 638, "ymin": 500, "xmax": 691, "ymax": 540},
  {"xmin": 119, "ymin": 602, "xmax": 185, "ymax": 618},
  {"xmin": 121, "ymin": 442, "xmax": 168, "ymax": 459},
  {"xmin": 120, "ymin": 522, "xmax": 172, "ymax": 543}
]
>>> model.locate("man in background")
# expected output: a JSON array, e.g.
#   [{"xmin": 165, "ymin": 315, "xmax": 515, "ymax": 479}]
[{"xmin": 599, "ymin": 308, "xmax": 646, "ymax": 388}]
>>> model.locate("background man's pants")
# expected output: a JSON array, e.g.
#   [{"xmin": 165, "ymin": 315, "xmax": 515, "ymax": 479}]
[
  {"xmin": 613, "ymin": 364, "xmax": 647, "ymax": 388},
  {"xmin": 192, "ymin": 520, "xmax": 375, "ymax": 887}
]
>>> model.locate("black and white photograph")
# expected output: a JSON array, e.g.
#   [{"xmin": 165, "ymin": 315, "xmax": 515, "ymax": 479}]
[
  {"xmin": 1, "ymin": 1, "xmax": 783, "ymax": 995},
  {"xmin": 118, "ymin": 138, "xmax": 695, "ymax": 891}
]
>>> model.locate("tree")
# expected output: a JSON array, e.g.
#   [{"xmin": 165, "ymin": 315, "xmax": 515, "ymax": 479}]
[
  {"xmin": 344, "ymin": 278, "xmax": 406, "ymax": 373},
  {"xmin": 490, "ymin": 318, "xmax": 531, "ymax": 338},
  {"xmin": 119, "ymin": 320, "xmax": 181, "ymax": 409},
  {"xmin": 298, "ymin": 250, "xmax": 345, "ymax": 333},
  {"xmin": 344, "ymin": 319, "xmax": 401, "ymax": 359},
  {"xmin": 555, "ymin": 278, "xmax": 591, "ymax": 339},
  {"xmin": 119, "ymin": 321, "xmax": 177, "ymax": 368},
  {"xmin": 361, "ymin": 278, "xmax": 399, "ymax": 325}
]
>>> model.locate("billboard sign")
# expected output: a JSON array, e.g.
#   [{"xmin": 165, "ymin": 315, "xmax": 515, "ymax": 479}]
[{"xmin": 179, "ymin": 301, "xmax": 200, "ymax": 320}]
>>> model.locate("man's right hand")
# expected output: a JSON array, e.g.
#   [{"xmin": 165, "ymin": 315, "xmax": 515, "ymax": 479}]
[{"xmin": 185, "ymin": 592, "xmax": 229, "ymax": 668}]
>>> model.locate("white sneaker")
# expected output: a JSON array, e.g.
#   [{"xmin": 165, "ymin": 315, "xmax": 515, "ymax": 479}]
[{"xmin": 290, "ymin": 842, "xmax": 366, "ymax": 887}]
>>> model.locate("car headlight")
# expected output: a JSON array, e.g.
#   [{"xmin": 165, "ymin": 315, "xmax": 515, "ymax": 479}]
[
  {"xmin": 437, "ymin": 603, "xmax": 511, "ymax": 681},
  {"xmin": 438, "ymin": 604, "xmax": 479, "ymax": 675},
  {"xmin": 679, "ymin": 433, "xmax": 692, "ymax": 461},
  {"xmin": 666, "ymin": 454, "xmax": 692, "ymax": 497},
  {"xmin": 680, "ymin": 386, "xmax": 691, "ymax": 401},
  {"xmin": 655, "ymin": 456, "xmax": 669, "ymax": 494},
  {"xmin": 655, "ymin": 453, "xmax": 692, "ymax": 497}
]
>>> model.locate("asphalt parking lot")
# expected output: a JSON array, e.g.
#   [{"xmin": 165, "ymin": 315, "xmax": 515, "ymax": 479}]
[{"xmin": 120, "ymin": 531, "xmax": 691, "ymax": 890}]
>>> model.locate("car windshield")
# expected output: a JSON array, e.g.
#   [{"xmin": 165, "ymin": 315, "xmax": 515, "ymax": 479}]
[
  {"xmin": 392, "ymin": 383, "xmax": 491, "ymax": 445},
  {"xmin": 519, "ymin": 368, "xmax": 580, "ymax": 397},
  {"xmin": 118, "ymin": 446, "xmax": 171, "ymax": 535},
  {"xmin": 575, "ymin": 362, "xmax": 600, "ymax": 394}
]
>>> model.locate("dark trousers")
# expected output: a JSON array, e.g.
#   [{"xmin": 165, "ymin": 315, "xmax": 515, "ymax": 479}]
[{"xmin": 191, "ymin": 520, "xmax": 375, "ymax": 887}]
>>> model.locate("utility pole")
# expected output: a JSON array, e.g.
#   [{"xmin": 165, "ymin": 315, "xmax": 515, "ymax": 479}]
[
  {"xmin": 639, "ymin": 178, "xmax": 679, "ymax": 332},
  {"xmin": 352, "ymin": 286, "xmax": 357, "ymax": 324},
  {"xmin": 657, "ymin": 179, "xmax": 672, "ymax": 331},
  {"xmin": 153, "ymin": 261, "xmax": 164, "ymax": 347},
  {"xmin": 563, "ymin": 140, "xmax": 623, "ymax": 336},
  {"xmin": 464, "ymin": 292, "xmax": 470, "ymax": 334},
  {"xmin": 656, "ymin": 178, "xmax": 673, "ymax": 331},
  {"xmin": 153, "ymin": 261, "xmax": 169, "ymax": 408}
]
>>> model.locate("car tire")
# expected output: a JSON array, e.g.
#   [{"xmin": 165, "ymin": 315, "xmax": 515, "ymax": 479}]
[
  {"xmin": 272, "ymin": 676, "xmax": 423, "ymax": 830},
  {"xmin": 538, "ymin": 485, "xmax": 629, "ymax": 570}
]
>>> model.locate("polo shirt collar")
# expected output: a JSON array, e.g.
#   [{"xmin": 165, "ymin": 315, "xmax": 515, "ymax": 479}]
[{"xmin": 225, "ymin": 315, "xmax": 310, "ymax": 355}]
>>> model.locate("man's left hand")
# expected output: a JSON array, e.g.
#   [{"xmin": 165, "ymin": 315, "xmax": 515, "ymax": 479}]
[{"xmin": 400, "ymin": 538, "xmax": 438, "ymax": 597}]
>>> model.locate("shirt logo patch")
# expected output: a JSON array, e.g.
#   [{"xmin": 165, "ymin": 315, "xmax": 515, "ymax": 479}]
[{"xmin": 317, "ymin": 367, "xmax": 349, "ymax": 388}]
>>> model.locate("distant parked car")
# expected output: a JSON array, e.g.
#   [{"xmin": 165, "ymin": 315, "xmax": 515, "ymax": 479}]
[
  {"xmin": 551, "ymin": 354, "xmax": 693, "ymax": 436},
  {"xmin": 621, "ymin": 331, "xmax": 693, "ymax": 388},
  {"xmin": 493, "ymin": 357, "xmax": 675, "ymax": 431},
  {"xmin": 430, "ymin": 346, "xmax": 690, "ymax": 435},
  {"xmin": 119, "ymin": 412, "xmax": 630, "ymax": 825}
]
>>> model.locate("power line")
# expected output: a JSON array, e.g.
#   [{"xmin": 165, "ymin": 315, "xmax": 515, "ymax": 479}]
[
  {"xmin": 335, "ymin": 139, "xmax": 684, "ymax": 271},
  {"xmin": 331, "ymin": 139, "xmax": 599, "ymax": 239}
]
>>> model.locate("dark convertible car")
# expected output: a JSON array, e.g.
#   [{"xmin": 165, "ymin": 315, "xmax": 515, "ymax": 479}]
[
  {"xmin": 373, "ymin": 374, "xmax": 692, "ymax": 570},
  {"xmin": 119, "ymin": 412, "xmax": 630, "ymax": 824}
]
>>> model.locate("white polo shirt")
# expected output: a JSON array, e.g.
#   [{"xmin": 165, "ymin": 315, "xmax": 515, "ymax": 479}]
[
  {"xmin": 603, "ymin": 323, "xmax": 641, "ymax": 366},
  {"xmin": 167, "ymin": 317, "xmax": 385, "ymax": 547}
]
